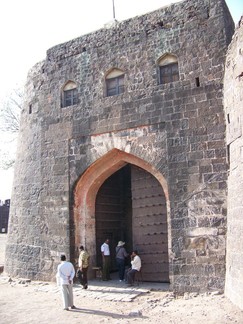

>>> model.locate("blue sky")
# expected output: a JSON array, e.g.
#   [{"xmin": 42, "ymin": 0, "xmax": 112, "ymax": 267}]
[
  {"xmin": 0, "ymin": 0, "xmax": 242, "ymax": 201},
  {"xmin": 227, "ymin": 0, "xmax": 243, "ymax": 23}
]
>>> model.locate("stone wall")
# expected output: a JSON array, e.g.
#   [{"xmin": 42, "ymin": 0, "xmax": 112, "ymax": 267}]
[
  {"xmin": 224, "ymin": 17, "xmax": 243, "ymax": 310},
  {"xmin": 5, "ymin": 0, "xmax": 234, "ymax": 293}
]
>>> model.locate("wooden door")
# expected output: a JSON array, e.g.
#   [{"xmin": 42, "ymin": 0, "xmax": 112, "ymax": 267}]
[
  {"xmin": 95, "ymin": 166, "xmax": 132, "ymax": 270},
  {"xmin": 131, "ymin": 166, "xmax": 169, "ymax": 282}
]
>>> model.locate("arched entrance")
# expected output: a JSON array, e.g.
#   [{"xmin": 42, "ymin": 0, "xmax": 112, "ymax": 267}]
[
  {"xmin": 73, "ymin": 149, "xmax": 171, "ymax": 282},
  {"xmin": 95, "ymin": 164, "xmax": 169, "ymax": 282}
]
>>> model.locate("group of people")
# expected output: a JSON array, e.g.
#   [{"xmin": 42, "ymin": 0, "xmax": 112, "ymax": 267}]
[
  {"xmin": 101, "ymin": 238, "xmax": 141, "ymax": 286},
  {"xmin": 56, "ymin": 239, "xmax": 141, "ymax": 310}
]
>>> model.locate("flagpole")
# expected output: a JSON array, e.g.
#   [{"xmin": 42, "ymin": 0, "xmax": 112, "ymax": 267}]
[{"xmin": 112, "ymin": 0, "xmax": 116, "ymax": 20}]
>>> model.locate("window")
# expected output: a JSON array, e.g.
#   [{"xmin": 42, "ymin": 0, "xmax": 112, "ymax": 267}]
[
  {"xmin": 62, "ymin": 81, "xmax": 78, "ymax": 107},
  {"xmin": 106, "ymin": 69, "xmax": 125, "ymax": 97},
  {"xmin": 106, "ymin": 75, "xmax": 124, "ymax": 96},
  {"xmin": 64, "ymin": 88, "xmax": 78, "ymax": 107},
  {"xmin": 160, "ymin": 63, "xmax": 179, "ymax": 84},
  {"xmin": 158, "ymin": 54, "xmax": 179, "ymax": 84}
]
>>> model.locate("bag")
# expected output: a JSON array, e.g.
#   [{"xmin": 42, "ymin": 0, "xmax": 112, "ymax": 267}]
[
  {"xmin": 76, "ymin": 269, "xmax": 82, "ymax": 278},
  {"xmin": 76, "ymin": 269, "xmax": 84, "ymax": 285}
]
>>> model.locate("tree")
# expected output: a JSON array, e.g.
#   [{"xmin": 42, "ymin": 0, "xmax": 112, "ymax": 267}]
[
  {"xmin": 0, "ymin": 87, "xmax": 22, "ymax": 133},
  {"xmin": 0, "ymin": 86, "xmax": 23, "ymax": 169}
]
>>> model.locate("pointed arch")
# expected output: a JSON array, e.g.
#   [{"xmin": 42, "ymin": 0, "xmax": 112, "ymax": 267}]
[
  {"xmin": 74, "ymin": 149, "xmax": 169, "ymax": 209},
  {"xmin": 62, "ymin": 80, "xmax": 77, "ymax": 91},
  {"xmin": 157, "ymin": 53, "xmax": 178, "ymax": 66},
  {"xmin": 72, "ymin": 149, "xmax": 172, "ymax": 282},
  {"xmin": 105, "ymin": 68, "xmax": 125, "ymax": 79}
]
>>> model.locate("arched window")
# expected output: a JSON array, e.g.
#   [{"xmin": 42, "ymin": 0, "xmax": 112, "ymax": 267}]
[
  {"xmin": 158, "ymin": 54, "xmax": 179, "ymax": 84},
  {"xmin": 106, "ymin": 69, "xmax": 125, "ymax": 97},
  {"xmin": 62, "ymin": 81, "xmax": 78, "ymax": 108}
]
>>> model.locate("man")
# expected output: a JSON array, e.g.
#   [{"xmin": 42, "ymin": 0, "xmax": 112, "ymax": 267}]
[
  {"xmin": 78, "ymin": 245, "xmax": 90, "ymax": 289},
  {"xmin": 126, "ymin": 250, "xmax": 141, "ymax": 286},
  {"xmin": 56, "ymin": 254, "xmax": 76, "ymax": 311},
  {"xmin": 116, "ymin": 241, "xmax": 128, "ymax": 281},
  {"xmin": 101, "ymin": 238, "xmax": 111, "ymax": 281}
]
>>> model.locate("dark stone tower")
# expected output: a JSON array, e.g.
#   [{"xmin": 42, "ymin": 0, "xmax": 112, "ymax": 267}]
[{"xmin": 5, "ymin": 0, "xmax": 234, "ymax": 293}]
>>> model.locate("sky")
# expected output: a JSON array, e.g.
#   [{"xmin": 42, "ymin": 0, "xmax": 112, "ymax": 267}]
[{"xmin": 0, "ymin": 0, "xmax": 242, "ymax": 201}]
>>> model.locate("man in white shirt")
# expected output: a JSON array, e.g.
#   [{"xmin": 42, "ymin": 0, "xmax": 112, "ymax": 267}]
[
  {"xmin": 56, "ymin": 254, "xmax": 76, "ymax": 310},
  {"xmin": 101, "ymin": 238, "xmax": 111, "ymax": 281},
  {"xmin": 126, "ymin": 250, "xmax": 141, "ymax": 286}
]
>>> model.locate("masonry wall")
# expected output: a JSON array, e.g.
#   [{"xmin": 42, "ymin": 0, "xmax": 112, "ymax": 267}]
[
  {"xmin": 5, "ymin": 0, "xmax": 234, "ymax": 293},
  {"xmin": 224, "ymin": 17, "xmax": 243, "ymax": 310}
]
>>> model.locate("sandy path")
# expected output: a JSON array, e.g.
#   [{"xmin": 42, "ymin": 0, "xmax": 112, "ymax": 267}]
[
  {"xmin": 1, "ymin": 275, "xmax": 243, "ymax": 324},
  {"xmin": 1, "ymin": 234, "xmax": 243, "ymax": 323}
]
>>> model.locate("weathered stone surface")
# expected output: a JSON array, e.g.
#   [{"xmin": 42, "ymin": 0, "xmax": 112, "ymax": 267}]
[
  {"xmin": 5, "ymin": 0, "xmax": 235, "ymax": 293},
  {"xmin": 224, "ymin": 16, "xmax": 243, "ymax": 310}
]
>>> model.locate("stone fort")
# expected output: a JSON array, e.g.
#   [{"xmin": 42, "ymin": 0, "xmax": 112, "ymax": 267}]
[{"xmin": 4, "ymin": 0, "xmax": 243, "ymax": 310}]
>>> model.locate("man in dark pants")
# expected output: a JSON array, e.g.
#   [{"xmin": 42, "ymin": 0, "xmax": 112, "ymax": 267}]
[
  {"xmin": 101, "ymin": 238, "xmax": 111, "ymax": 281},
  {"xmin": 116, "ymin": 241, "xmax": 128, "ymax": 281},
  {"xmin": 78, "ymin": 245, "xmax": 90, "ymax": 289}
]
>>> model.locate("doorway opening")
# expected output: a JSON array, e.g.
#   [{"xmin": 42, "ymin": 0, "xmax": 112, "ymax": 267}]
[{"xmin": 95, "ymin": 164, "xmax": 169, "ymax": 282}]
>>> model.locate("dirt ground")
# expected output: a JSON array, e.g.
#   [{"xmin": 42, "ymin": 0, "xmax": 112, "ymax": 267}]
[{"xmin": 1, "ymin": 234, "xmax": 243, "ymax": 324}]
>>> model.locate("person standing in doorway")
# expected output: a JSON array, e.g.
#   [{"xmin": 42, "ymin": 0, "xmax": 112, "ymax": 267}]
[
  {"xmin": 101, "ymin": 238, "xmax": 111, "ymax": 281},
  {"xmin": 78, "ymin": 245, "xmax": 90, "ymax": 289},
  {"xmin": 56, "ymin": 254, "xmax": 76, "ymax": 311},
  {"xmin": 116, "ymin": 241, "xmax": 128, "ymax": 282}
]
